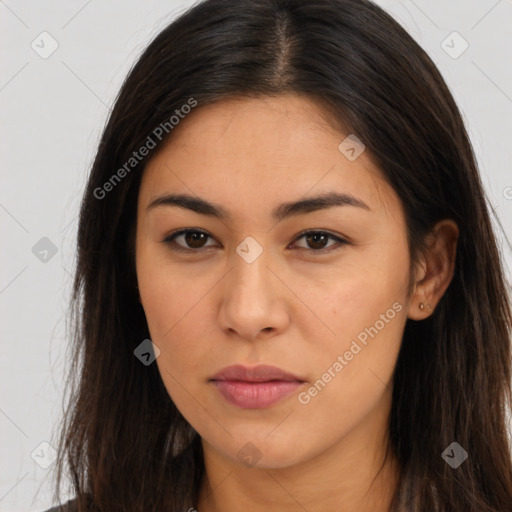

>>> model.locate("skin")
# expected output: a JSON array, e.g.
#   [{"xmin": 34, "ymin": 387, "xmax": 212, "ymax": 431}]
[{"xmin": 135, "ymin": 94, "xmax": 459, "ymax": 512}]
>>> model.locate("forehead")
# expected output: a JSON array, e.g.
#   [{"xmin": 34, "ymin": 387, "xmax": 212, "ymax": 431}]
[
  {"xmin": 138, "ymin": 94, "xmax": 401, "ymax": 224},
  {"xmin": 160, "ymin": 94, "xmax": 350, "ymax": 158}
]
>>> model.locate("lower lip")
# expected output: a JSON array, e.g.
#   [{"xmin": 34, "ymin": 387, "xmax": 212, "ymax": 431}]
[{"xmin": 211, "ymin": 380, "xmax": 303, "ymax": 409}]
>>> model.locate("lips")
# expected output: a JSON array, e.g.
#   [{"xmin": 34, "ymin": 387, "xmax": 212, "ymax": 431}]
[
  {"xmin": 210, "ymin": 364, "xmax": 305, "ymax": 409},
  {"xmin": 210, "ymin": 364, "xmax": 305, "ymax": 383}
]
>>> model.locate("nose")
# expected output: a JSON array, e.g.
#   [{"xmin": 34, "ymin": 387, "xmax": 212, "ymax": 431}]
[{"xmin": 218, "ymin": 245, "xmax": 290, "ymax": 341}]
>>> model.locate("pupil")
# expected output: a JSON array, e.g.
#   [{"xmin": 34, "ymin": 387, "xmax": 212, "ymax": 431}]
[
  {"xmin": 307, "ymin": 233, "xmax": 327, "ymax": 249},
  {"xmin": 186, "ymin": 232, "xmax": 206, "ymax": 248}
]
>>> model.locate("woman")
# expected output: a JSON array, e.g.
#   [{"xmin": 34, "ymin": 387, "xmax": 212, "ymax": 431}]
[{"xmin": 46, "ymin": 0, "xmax": 512, "ymax": 510}]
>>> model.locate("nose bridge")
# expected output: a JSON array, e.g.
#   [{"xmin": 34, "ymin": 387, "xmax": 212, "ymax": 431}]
[
  {"xmin": 230, "ymin": 237, "xmax": 272, "ymax": 302},
  {"xmin": 219, "ymin": 236, "xmax": 286, "ymax": 338}
]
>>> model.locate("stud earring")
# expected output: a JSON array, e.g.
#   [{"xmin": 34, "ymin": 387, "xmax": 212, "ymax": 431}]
[{"xmin": 419, "ymin": 302, "xmax": 432, "ymax": 311}]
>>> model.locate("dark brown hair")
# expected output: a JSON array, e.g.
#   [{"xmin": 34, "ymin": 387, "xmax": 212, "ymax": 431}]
[{"xmin": 51, "ymin": 0, "xmax": 512, "ymax": 510}]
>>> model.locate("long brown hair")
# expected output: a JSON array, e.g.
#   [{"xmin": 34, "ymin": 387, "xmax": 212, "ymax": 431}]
[{"xmin": 51, "ymin": 0, "xmax": 512, "ymax": 510}]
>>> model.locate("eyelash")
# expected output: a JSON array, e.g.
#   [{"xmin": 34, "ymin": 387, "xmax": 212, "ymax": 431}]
[{"xmin": 162, "ymin": 229, "xmax": 349, "ymax": 254}]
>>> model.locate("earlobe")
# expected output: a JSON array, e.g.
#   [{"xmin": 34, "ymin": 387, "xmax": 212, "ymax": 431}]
[
  {"xmin": 407, "ymin": 219, "xmax": 459, "ymax": 321},
  {"xmin": 419, "ymin": 302, "xmax": 432, "ymax": 312}
]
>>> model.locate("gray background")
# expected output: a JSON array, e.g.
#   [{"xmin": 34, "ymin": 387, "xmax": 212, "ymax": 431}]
[{"xmin": 1, "ymin": 1, "xmax": 511, "ymax": 510}]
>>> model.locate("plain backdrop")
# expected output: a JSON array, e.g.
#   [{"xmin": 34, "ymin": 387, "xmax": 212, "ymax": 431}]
[{"xmin": 1, "ymin": 1, "xmax": 511, "ymax": 510}]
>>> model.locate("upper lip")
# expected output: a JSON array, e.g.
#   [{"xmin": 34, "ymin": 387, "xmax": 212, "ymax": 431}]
[{"xmin": 210, "ymin": 364, "xmax": 305, "ymax": 383}]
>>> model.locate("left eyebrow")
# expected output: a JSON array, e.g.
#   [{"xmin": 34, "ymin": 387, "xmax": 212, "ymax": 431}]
[{"xmin": 146, "ymin": 191, "xmax": 371, "ymax": 222}]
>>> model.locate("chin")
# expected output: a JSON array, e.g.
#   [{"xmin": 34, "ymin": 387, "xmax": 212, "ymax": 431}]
[{"xmin": 208, "ymin": 434, "xmax": 311, "ymax": 469}]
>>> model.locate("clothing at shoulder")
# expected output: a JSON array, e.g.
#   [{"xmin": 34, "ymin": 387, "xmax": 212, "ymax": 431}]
[{"xmin": 42, "ymin": 498, "xmax": 78, "ymax": 512}]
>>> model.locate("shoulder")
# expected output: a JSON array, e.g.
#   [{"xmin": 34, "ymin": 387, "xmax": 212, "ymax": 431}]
[{"xmin": 42, "ymin": 498, "xmax": 78, "ymax": 512}]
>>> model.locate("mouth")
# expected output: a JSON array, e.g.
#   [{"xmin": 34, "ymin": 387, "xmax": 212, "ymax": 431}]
[{"xmin": 210, "ymin": 364, "xmax": 306, "ymax": 409}]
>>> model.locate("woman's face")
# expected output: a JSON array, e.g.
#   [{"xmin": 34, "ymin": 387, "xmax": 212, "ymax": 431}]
[{"xmin": 135, "ymin": 94, "xmax": 412, "ymax": 469}]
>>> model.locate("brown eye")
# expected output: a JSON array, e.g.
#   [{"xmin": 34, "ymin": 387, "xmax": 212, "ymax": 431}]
[
  {"xmin": 183, "ymin": 231, "xmax": 209, "ymax": 248},
  {"xmin": 163, "ymin": 229, "xmax": 218, "ymax": 251},
  {"xmin": 305, "ymin": 232, "xmax": 329, "ymax": 250},
  {"xmin": 292, "ymin": 230, "xmax": 349, "ymax": 253}
]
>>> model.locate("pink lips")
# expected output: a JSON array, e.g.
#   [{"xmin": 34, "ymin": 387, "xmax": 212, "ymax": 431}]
[{"xmin": 210, "ymin": 364, "xmax": 305, "ymax": 409}]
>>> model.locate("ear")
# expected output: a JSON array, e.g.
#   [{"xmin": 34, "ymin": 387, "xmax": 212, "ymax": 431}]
[{"xmin": 407, "ymin": 219, "xmax": 459, "ymax": 320}]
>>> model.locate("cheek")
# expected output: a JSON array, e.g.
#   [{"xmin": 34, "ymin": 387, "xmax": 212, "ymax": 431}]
[
  {"xmin": 320, "ymin": 242, "xmax": 408, "ymax": 330},
  {"xmin": 137, "ymin": 254, "xmax": 218, "ymax": 379},
  {"xmin": 296, "ymin": 279, "xmax": 406, "ymax": 443},
  {"xmin": 137, "ymin": 240, "xmax": 201, "ymax": 336},
  {"xmin": 304, "ymin": 238, "xmax": 409, "ymax": 395}
]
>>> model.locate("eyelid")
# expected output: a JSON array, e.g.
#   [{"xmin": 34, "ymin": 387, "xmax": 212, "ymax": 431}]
[{"xmin": 162, "ymin": 228, "xmax": 350, "ymax": 253}]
